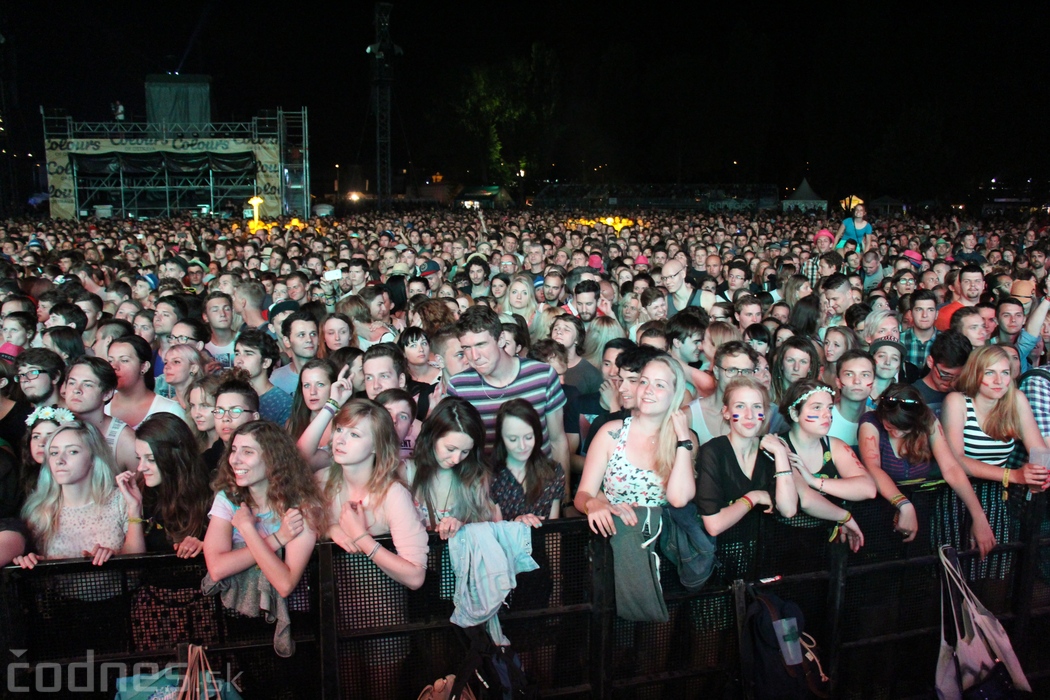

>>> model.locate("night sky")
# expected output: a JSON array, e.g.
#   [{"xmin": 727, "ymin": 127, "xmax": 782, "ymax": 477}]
[{"xmin": 3, "ymin": 2, "xmax": 1050, "ymax": 202}]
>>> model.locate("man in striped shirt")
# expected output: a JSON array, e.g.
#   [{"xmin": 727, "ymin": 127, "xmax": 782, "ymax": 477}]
[{"xmin": 449, "ymin": 306, "xmax": 571, "ymax": 494}]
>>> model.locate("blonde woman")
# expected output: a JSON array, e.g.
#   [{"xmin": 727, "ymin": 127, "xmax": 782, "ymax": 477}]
[
  {"xmin": 15, "ymin": 421, "xmax": 144, "ymax": 569},
  {"xmin": 505, "ymin": 274, "xmax": 539, "ymax": 333},
  {"xmin": 162, "ymin": 344, "xmax": 206, "ymax": 409},
  {"xmin": 618, "ymin": 292, "xmax": 646, "ymax": 341},
  {"xmin": 575, "ymin": 356, "xmax": 696, "ymax": 536},
  {"xmin": 582, "ymin": 316, "xmax": 627, "ymax": 369}
]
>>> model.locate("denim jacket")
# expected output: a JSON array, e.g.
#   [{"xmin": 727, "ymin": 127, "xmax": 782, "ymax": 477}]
[{"xmin": 448, "ymin": 521, "xmax": 538, "ymax": 645}]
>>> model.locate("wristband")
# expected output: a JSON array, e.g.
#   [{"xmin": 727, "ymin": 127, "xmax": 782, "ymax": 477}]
[
  {"xmin": 890, "ymin": 493, "xmax": 907, "ymax": 508},
  {"xmin": 128, "ymin": 517, "xmax": 146, "ymax": 525},
  {"xmin": 829, "ymin": 511, "xmax": 853, "ymax": 543},
  {"xmin": 366, "ymin": 542, "xmax": 382, "ymax": 560},
  {"xmin": 740, "ymin": 495, "xmax": 755, "ymax": 511},
  {"xmin": 1002, "ymin": 467, "xmax": 1011, "ymax": 501}
]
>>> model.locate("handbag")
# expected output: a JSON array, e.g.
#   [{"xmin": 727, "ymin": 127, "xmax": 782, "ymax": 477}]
[
  {"xmin": 113, "ymin": 645, "xmax": 243, "ymax": 700},
  {"xmin": 935, "ymin": 546, "xmax": 1030, "ymax": 699}
]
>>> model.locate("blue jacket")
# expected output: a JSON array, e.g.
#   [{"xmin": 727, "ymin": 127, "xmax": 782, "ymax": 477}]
[{"xmin": 448, "ymin": 521, "xmax": 538, "ymax": 645}]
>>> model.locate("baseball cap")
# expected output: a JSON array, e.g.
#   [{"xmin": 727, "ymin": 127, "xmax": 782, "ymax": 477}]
[
  {"xmin": 419, "ymin": 260, "xmax": 441, "ymax": 277},
  {"xmin": 1010, "ymin": 279, "xmax": 1036, "ymax": 301},
  {"xmin": 869, "ymin": 339, "xmax": 906, "ymax": 356},
  {"xmin": 379, "ymin": 230, "xmax": 395, "ymax": 240},
  {"xmin": 901, "ymin": 250, "xmax": 923, "ymax": 266},
  {"xmin": 269, "ymin": 300, "xmax": 300, "ymax": 318},
  {"xmin": 588, "ymin": 254, "xmax": 604, "ymax": 270}
]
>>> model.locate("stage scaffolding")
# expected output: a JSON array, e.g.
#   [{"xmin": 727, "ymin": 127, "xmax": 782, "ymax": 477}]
[{"xmin": 42, "ymin": 107, "xmax": 309, "ymax": 220}]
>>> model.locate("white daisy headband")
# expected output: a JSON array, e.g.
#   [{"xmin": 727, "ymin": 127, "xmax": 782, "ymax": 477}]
[
  {"xmin": 26, "ymin": 405, "xmax": 75, "ymax": 427},
  {"xmin": 789, "ymin": 386, "xmax": 835, "ymax": 411}
]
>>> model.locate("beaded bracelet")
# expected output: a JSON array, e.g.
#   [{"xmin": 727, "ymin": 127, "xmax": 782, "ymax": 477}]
[{"xmin": 773, "ymin": 471, "xmax": 792, "ymax": 479}]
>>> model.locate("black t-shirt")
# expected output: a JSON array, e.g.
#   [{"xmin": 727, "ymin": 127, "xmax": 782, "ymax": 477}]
[
  {"xmin": 0, "ymin": 401, "xmax": 32, "ymax": 455},
  {"xmin": 695, "ymin": 435, "xmax": 776, "ymax": 517},
  {"xmin": 912, "ymin": 379, "xmax": 947, "ymax": 419},
  {"xmin": 561, "ymin": 383, "xmax": 582, "ymax": 437},
  {"xmin": 203, "ymin": 438, "xmax": 225, "ymax": 478}
]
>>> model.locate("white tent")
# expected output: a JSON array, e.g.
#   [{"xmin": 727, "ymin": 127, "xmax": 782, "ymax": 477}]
[{"xmin": 781, "ymin": 178, "xmax": 828, "ymax": 213}]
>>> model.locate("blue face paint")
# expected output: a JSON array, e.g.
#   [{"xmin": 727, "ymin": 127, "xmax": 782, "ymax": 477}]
[
  {"xmin": 757, "ymin": 412, "xmax": 765, "ymax": 420},
  {"xmin": 731, "ymin": 413, "xmax": 741, "ymax": 421},
  {"xmin": 805, "ymin": 415, "xmax": 820, "ymax": 421}
]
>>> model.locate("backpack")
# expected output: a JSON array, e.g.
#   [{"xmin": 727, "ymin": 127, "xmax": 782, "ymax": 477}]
[
  {"xmin": 740, "ymin": 589, "xmax": 829, "ymax": 700},
  {"xmin": 448, "ymin": 626, "xmax": 537, "ymax": 700}
]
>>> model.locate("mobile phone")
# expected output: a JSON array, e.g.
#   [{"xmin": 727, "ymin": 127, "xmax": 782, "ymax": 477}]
[
  {"xmin": 136, "ymin": 234, "xmax": 145, "ymax": 239},
  {"xmin": 324, "ymin": 269, "xmax": 343, "ymax": 281}
]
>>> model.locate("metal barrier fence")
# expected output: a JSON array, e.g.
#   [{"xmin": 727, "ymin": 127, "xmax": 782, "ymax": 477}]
[{"xmin": 1, "ymin": 487, "xmax": 1048, "ymax": 699}]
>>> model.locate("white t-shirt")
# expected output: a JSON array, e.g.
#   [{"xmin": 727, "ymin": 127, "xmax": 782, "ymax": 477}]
[
  {"xmin": 206, "ymin": 340, "xmax": 236, "ymax": 369},
  {"xmin": 105, "ymin": 394, "xmax": 186, "ymax": 430}
]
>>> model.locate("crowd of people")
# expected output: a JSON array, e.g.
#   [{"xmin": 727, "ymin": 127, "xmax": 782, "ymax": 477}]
[{"xmin": 1, "ymin": 203, "xmax": 1049, "ymax": 612}]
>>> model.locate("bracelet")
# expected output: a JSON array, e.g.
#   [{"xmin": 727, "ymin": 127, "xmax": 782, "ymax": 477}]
[
  {"xmin": 837, "ymin": 512, "xmax": 853, "ymax": 525},
  {"xmin": 818, "ymin": 477, "xmax": 826, "ymax": 495},
  {"xmin": 740, "ymin": 495, "xmax": 755, "ymax": 511},
  {"xmin": 889, "ymin": 493, "xmax": 907, "ymax": 508},
  {"xmin": 352, "ymin": 532, "xmax": 370, "ymax": 545},
  {"xmin": 128, "ymin": 517, "xmax": 146, "ymax": 524},
  {"xmin": 773, "ymin": 471, "xmax": 792, "ymax": 479},
  {"xmin": 274, "ymin": 532, "xmax": 284, "ymax": 547},
  {"xmin": 1002, "ymin": 467, "xmax": 1011, "ymax": 502},
  {"xmin": 366, "ymin": 542, "xmax": 382, "ymax": 560},
  {"xmin": 894, "ymin": 498, "xmax": 912, "ymax": 511}
]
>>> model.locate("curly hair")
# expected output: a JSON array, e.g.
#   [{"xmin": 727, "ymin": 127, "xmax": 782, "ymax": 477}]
[
  {"xmin": 212, "ymin": 421, "xmax": 325, "ymax": 535},
  {"xmin": 135, "ymin": 413, "xmax": 211, "ymax": 544},
  {"xmin": 411, "ymin": 397, "xmax": 496, "ymax": 528},
  {"xmin": 323, "ymin": 399, "xmax": 404, "ymax": 518}
]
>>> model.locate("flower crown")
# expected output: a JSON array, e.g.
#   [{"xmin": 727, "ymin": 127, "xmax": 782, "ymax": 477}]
[
  {"xmin": 789, "ymin": 386, "xmax": 836, "ymax": 412},
  {"xmin": 25, "ymin": 405, "xmax": 76, "ymax": 427}
]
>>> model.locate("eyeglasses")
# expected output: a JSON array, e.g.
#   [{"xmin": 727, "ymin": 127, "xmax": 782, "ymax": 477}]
[
  {"xmin": 933, "ymin": 364, "xmax": 961, "ymax": 381},
  {"xmin": 17, "ymin": 369, "xmax": 42, "ymax": 382},
  {"xmin": 170, "ymin": 334, "xmax": 195, "ymax": 345},
  {"xmin": 718, "ymin": 366, "xmax": 756, "ymax": 377},
  {"xmin": 213, "ymin": 407, "xmax": 250, "ymax": 419},
  {"xmin": 880, "ymin": 397, "xmax": 921, "ymax": 407}
]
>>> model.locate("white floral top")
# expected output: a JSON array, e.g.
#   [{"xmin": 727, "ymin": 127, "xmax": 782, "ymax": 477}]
[
  {"xmin": 46, "ymin": 489, "xmax": 128, "ymax": 559},
  {"xmin": 602, "ymin": 417, "xmax": 668, "ymax": 507}
]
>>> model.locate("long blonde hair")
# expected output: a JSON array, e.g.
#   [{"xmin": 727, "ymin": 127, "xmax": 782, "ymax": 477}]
[
  {"xmin": 506, "ymin": 274, "xmax": 539, "ymax": 334},
  {"xmin": 956, "ymin": 345, "xmax": 1021, "ymax": 441},
  {"xmin": 323, "ymin": 399, "xmax": 404, "ymax": 511},
  {"xmin": 21, "ymin": 422, "xmax": 119, "ymax": 552},
  {"xmin": 642, "ymin": 356, "xmax": 687, "ymax": 485},
  {"xmin": 582, "ymin": 316, "xmax": 626, "ymax": 368}
]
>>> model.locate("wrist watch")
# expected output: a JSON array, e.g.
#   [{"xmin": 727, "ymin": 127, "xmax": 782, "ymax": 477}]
[{"xmin": 676, "ymin": 439, "xmax": 693, "ymax": 451}]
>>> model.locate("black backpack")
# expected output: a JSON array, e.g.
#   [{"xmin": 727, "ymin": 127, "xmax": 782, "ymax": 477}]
[
  {"xmin": 449, "ymin": 626, "xmax": 537, "ymax": 700},
  {"xmin": 740, "ymin": 589, "xmax": 829, "ymax": 700}
]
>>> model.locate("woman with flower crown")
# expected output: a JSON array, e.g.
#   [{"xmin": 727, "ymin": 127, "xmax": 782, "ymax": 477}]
[{"xmin": 0, "ymin": 399, "xmax": 57, "ymax": 565}]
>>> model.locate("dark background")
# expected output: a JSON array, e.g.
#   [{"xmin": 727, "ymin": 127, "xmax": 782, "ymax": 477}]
[{"xmin": 2, "ymin": 1, "xmax": 1049, "ymax": 204}]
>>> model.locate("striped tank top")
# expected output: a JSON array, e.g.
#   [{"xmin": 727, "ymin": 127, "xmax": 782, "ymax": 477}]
[{"xmin": 962, "ymin": 396, "xmax": 1015, "ymax": 467}]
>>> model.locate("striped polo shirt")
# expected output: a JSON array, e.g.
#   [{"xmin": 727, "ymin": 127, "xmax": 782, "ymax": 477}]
[{"xmin": 447, "ymin": 358, "xmax": 566, "ymax": 457}]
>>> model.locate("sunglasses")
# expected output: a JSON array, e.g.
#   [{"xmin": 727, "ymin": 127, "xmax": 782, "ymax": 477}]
[{"xmin": 880, "ymin": 396, "xmax": 921, "ymax": 407}]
